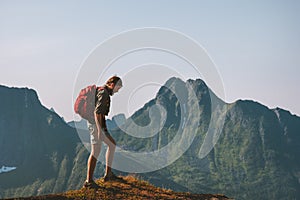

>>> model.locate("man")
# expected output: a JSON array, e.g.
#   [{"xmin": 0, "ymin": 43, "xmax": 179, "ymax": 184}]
[{"xmin": 83, "ymin": 76, "xmax": 123, "ymax": 188}]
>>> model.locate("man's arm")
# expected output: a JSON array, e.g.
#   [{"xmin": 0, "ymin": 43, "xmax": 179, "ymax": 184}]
[{"xmin": 94, "ymin": 113, "xmax": 107, "ymax": 140}]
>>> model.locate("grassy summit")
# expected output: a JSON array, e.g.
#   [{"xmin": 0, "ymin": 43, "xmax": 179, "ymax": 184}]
[{"xmin": 9, "ymin": 176, "xmax": 230, "ymax": 200}]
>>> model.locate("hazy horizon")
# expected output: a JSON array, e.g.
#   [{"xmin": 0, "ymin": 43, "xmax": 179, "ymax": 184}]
[{"xmin": 1, "ymin": 1, "xmax": 299, "ymax": 121}]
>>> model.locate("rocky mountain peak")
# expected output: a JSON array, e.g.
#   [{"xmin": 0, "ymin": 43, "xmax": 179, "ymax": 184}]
[{"xmin": 0, "ymin": 85, "xmax": 41, "ymax": 114}]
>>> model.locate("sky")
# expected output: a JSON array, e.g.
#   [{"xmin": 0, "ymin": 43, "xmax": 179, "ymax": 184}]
[{"xmin": 0, "ymin": 1, "xmax": 299, "ymax": 122}]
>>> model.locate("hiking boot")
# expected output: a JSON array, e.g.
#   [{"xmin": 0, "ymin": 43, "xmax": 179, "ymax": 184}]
[
  {"xmin": 103, "ymin": 172, "xmax": 122, "ymax": 182},
  {"xmin": 83, "ymin": 180, "xmax": 100, "ymax": 189}
]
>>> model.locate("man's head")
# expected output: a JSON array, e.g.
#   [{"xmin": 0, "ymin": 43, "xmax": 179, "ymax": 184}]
[{"xmin": 106, "ymin": 76, "xmax": 123, "ymax": 95}]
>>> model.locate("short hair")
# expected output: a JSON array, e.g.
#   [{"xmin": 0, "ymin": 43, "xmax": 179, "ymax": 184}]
[{"xmin": 106, "ymin": 76, "xmax": 122, "ymax": 86}]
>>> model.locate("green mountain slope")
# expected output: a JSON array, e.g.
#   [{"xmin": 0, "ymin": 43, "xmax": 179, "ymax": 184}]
[{"xmin": 109, "ymin": 78, "xmax": 300, "ymax": 199}]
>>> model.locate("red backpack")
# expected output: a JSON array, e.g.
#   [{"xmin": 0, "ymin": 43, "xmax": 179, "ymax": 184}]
[{"xmin": 74, "ymin": 85, "xmax": 103, "ymax": 123}]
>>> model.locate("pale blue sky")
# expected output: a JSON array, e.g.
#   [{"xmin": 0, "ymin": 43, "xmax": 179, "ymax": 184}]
[{"xmin": 0, "ymin": 1, "xmax": 299, "ymax": 121}]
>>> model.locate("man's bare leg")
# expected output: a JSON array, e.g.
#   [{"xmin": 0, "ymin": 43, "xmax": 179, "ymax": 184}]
[
  {"xmin": 86, "ymin": 143, "xmax": 101, "ymax": 182},
  {"xmin": 102, "ymin": 134, "xmax": 116, "ymax": 176}
]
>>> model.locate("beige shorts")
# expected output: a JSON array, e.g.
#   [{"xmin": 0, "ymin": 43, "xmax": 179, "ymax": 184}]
[
  {"xmin": 87, "ymin": 122, "xmax": 111, "ymax": 145},
  {"xmin": 88, "ymin": 123, "xmax": 98, "ymax": 145}
]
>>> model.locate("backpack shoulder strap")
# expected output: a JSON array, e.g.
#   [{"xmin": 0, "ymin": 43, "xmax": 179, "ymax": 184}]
[{"xmin": 97, "ymin": 86, "xmax": 105, "ymax": 90}]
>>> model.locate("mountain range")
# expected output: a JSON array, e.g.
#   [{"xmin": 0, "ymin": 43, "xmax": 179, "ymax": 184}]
[{"xmin": 0, "ymin": 78, "xmax": 299, "ymax": 199}]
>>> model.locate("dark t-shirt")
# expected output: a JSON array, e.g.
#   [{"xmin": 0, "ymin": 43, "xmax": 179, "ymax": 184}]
[{"xmin": 94, "ymin": 86, "xmax": 111, "ymax": 116}]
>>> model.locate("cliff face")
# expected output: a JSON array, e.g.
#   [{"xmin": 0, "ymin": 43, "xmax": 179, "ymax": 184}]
[
  {"xmin": 0, "ymin": 86, "xmax": 88, "ymax": 198},
  {"xmin": 0, "ymin": 86, "xmax": 71, "ymax": 166}
]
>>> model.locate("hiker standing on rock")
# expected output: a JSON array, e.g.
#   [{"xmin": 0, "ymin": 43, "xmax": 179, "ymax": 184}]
[{"xmin": 84, "ymin": 76, "xmax": 123, "ymax": 188}]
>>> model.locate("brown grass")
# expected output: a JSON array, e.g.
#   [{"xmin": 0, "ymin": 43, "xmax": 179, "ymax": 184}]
[{"xmin": 8, "ymin": 176, "xmax": 231, "ymax": 200}]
